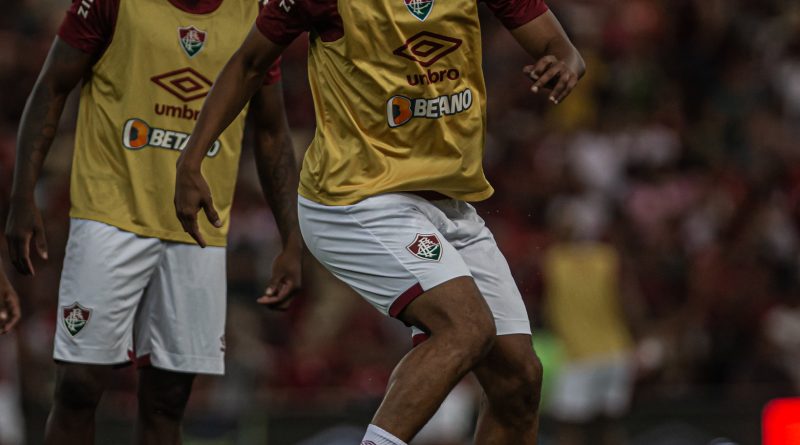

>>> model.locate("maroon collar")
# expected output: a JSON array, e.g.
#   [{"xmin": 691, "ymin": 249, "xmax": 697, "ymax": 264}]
[{"xmin": 167, "ymin": 0, "xmax": 224, "ymax": 14}]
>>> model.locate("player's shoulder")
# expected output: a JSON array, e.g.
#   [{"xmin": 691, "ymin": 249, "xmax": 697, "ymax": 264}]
[
  {"xmin": 68, "ymin": 0, "xmax": 119, "ymax": 21},
  {"xmin": 262, "ymin": 0, "xmax": 335, "ymax": 16}
]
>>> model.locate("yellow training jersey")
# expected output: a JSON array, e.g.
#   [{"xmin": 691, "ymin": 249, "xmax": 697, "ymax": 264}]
[
  {"xmin": 543, "ymin": 242, "xmax": 633, "ymax": 361},
  {"xmin": 58, "ymin": 0, "xmax": 278, "ymax": 246},
  {"xmin": 258, "ymin": 0, "xmax": 548, "ymax": 205}
]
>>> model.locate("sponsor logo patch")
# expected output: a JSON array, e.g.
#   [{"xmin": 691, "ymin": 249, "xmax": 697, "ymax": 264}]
[
  {"xmin": 178, "ymin": 26, "xmax": 207, "ymax": 58},
  {"xmin": 151, "ymin": 68, "xmax": 213, "ymax": 102},
  {"xmin": 122, "ymin": 118, "xmax": 221, "ymax": 157},
  {"xmin": 387, "ymin": 88, "xmax": 473, "ymax": 128},
  {"xmin": 406, "ymin": 234, "xmax": 443, "ymax": 261},
  {"xmin": 404, "ymin": 0, "xmax": 434, "ymax": 21},
  {"xmin": 62, "ymin": 302, "xmax": 91, "ymax": 336},
  {"xmin": 394, "ymin": 31, "xmax": 462, "ymax": 67},
  {"xmin": 407, "ymin": 68, "xmax": 460, "ymax": 86}
]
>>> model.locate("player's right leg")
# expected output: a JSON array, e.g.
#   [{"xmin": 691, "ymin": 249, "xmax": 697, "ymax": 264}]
[
  {"xmin": 370, "ymin": 276, "xmax": 496, "ymax": 441},
  {"xmin": 299, "ymin": 194, "xmax": 497, "ymax": 443},
  {"xmin": 46, "ymin": 218, "xmax": 161, "ymax": 444}
]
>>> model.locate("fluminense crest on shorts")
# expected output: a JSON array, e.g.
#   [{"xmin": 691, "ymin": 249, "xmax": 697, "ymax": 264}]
[
  {"xmin": 406, "ymin": 233, "xmax": 443, "ymax": 261},
  {"xmin": 404, "ymin": 0, "xmax": 434, "ymax": 21},
  {"xmin": 62, "ymin": 302, "xmax": 92, "ymax": 336},
  {"xmin": 178, "ymin": 26, "xmax": 207, "ymax": 58}
]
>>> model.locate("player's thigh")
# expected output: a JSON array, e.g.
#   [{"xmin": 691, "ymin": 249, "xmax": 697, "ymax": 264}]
[
  {"xmin": 437, "ymin": 202, "xmax": 531, "ymax": 336},
  {"xmin": 134, "ymin": 242, "xmax": 226, "ymax": 376},
  {"xmin": 298, "ymin": 194, "xmax": 479, "ymax": 321},
  {"xmin": 55, "ymin": 219, "xmax": 161, "ymax": 365},
  {"xmin": 399, "ymin": 275, "xmax": 495, "ymax": 337}
]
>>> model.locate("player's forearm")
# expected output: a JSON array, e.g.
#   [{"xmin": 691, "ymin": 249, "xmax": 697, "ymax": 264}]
[
  {"xmin": 179, "ymin": 54, "xmax": 266, "ymax": 171},
  {"xmin": 254, "ymin": 129, "xmax": 301, "ymax": 248},
  {"xmin": 511, "ymin": 11, "xmax": 585, "ymax": 78},
  {"xmin": 13, "ymin": 38, "xmax": 88, "ymax": 204}
]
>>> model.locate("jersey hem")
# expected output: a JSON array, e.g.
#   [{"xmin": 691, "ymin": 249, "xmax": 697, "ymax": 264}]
[
  {"xmin": 298, "ymin": 186, "xmax": 495, "ymax": 206},
  {"xmin": 68, "ymin": 211, "xmax": 228, "ymax": 247}
]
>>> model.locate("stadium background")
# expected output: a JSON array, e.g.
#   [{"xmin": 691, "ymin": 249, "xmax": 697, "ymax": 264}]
[{"xmin": 1, "ymin": 0, "xmax": 799, "ymax": 443}]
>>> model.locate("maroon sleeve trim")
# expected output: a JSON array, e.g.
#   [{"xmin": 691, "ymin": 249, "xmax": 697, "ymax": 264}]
[
  {"xmin": 57, "ymin": 0, "xmax": 119, "ymax": 57},
  {"xmin": 256, "ymin": 0, "xmax": 309, "ymax": 47},
  {"xmin": 484, "ymin": 0, "xmax": 549, "ymax": 30}
]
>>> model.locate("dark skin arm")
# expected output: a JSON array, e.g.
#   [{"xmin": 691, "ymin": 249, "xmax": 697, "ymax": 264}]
[
  {"xmin": 250, "ymin": 81, "xmax": 303, "ymax": 309},
  {"xmin": 174, "ymin": 28, "xmax": 298, "ymax": 306},
  {"xmin": 5, "ymin": 38, "xmax": 92, "ymax": 276},
  {"xmin": 510, "ymin": 10, "xmax": 585, "ymax": 104},
  {"xmin": 0, "ymin": 260, "xmax": 21, "ymax": 334},
  {"xmin": 175, "ymin": 26, "xmax": 284, "ymax": 247}
]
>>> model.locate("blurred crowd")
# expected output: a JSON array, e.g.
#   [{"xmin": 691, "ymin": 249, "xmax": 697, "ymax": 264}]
[{"xmin": 1, "ymin": 0, "xmax": 799, "ymax": 443}]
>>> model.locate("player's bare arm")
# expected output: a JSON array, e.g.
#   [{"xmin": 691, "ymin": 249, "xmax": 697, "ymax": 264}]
[
  {"xmin": 5, "ymin": 38, "xmax": 91, "ymax": 275},
  {"xmin": 0, "ymin": 262, "xmax": 21, "ymax": 334},
  {"xmin": 175, "ymin": 26, "xmax": 285, "ymax": 248},
  {"xmin": 249, "ymin": 81, "xmax": 303, "ymax": 309},
  {"xmin": 512, "ymin": 10, "xmax": 585, "ymax": 104}
]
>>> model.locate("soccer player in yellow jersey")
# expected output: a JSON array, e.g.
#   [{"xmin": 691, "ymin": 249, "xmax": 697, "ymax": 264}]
[
  {"xmin": 5, "ymin": 0, "xmax": 302, "ymax": 442},
  {"xmin": 176, "ymin": 0, "xmax": 584, "ymax": 442}
]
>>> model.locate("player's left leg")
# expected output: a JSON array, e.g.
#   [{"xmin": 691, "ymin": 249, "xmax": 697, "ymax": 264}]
[
  {"xmin": 135, "ymin": 367, "xmax": 196, "ymax": 444},
  {"xmin": 131, "ymin": 241, "xmax": 227, "ymax": 444},
  {"xmin": 472, "ymin": 334, "xmax": 543, "ymax": 444},
  {"xmin": 431, "ymin": 200, "xmax": 542, "ymax": 444}
]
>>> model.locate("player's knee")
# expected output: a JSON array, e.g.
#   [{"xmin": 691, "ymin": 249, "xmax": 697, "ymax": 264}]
[
  {"xmin": 456, "ymin": 310, "xmax": 496, "ymax": 365},
  {"xmin": 53, "ymin": 366, "xmax": 107, "ymax": 412},
  {"xmin": 139, "ymin": 376, "xmax": 193, "ymax": 422},
  {"xmin": 487, "ymin": 352, "xmax": 543, "ymax": 426}
]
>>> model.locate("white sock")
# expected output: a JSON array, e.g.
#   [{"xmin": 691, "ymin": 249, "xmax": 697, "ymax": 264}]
[{"xmin": 361, "ymin": 424, "xmax": 407, "ymax": 445}]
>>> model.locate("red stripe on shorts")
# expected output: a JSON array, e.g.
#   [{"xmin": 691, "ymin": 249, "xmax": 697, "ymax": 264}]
[
  {"xmin": 389, "ymin": 283, "xmax": 425, "ymax": 318},
  {"xmin": 412, "ymin": 333, "xmax": 430, "ymax": 347}
]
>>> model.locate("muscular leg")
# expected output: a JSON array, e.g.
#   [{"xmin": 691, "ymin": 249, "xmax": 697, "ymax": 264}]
[
  {"xmin": 370, "ymin": 276, "xmax": 496, "ymax": 442},
  {"xmin": 473, "ymin": 334, "xmax": 544, "ymax": 445},
  {"xmin": 44, "ymin": 363, "xmax": 113, "ymax": 445},
  {"xmin": 135, "ymin": 367, "xmax": 196, "ymax": 445}
]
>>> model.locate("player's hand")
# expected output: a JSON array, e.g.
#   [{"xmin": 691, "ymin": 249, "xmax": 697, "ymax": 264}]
[
  {"xmin": 524, "ymin": 55, "xmax": 580, "ymax": 105},
  {"xmin": 5, "ymin": 197, "xmax": 48, "ymax": 276},
  {"xmin": 257, "ymin": 240, "xmax": 302, "ymax": 310},
  {"xmin": 174, "ymin": 165, "xmax": 222, "ymax": 248},
  {"xmin": 0, "ymin": 272, "xmax": 21, "ymax": 334}
]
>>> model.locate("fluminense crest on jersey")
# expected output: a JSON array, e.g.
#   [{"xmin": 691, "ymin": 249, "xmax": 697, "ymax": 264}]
[
  {"xmin": 62, "ymin": 302, "xmax": 92, "ymax": 336},
  {"xmin": 407, "ymin": 234, "xmax": 443, "ymax": 261},
  {"xmin": 404, "ymin": 0, "xmax": 434, "ymax": 21},
  {"xmin": 178, "ymin": 26, "xmax": 207, "ymax": 58}
]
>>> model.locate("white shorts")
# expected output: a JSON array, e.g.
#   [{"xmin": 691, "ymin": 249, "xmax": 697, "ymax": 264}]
[
  {"xmin": 54, "ymin": 218, "xmax": 226, "ymax": 375},
  {"xmin": 549, "ymin": 354, "xmax": 634, "ymax": 422},
  {"xmin": 298, "ymin": 193, "xmax": 531, "ymax": 342}
]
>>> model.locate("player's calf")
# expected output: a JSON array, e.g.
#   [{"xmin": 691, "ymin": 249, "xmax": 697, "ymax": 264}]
[
  {"xmin": 136, "ymin": 367, "xmax": 196, "ymax": 444},
  {"xmin": 473, "ymin": 335, "xmax": 544, "ymax": 444},
  {"xmin": 483, "ymin": 356, "xmax": 543, "ymax": 427}
]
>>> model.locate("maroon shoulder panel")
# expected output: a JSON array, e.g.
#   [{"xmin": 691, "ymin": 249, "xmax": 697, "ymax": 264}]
[
  {"xmin": 57, "ymin": 0, "xmax": 119, "ymax": 57},
  {"xmin": 482, "ymin": 0, "xmax": 549, "ymax": 29},
  {"xmin": 256, "ymin": 0, "xmax": 343, "ymax": 46}
]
